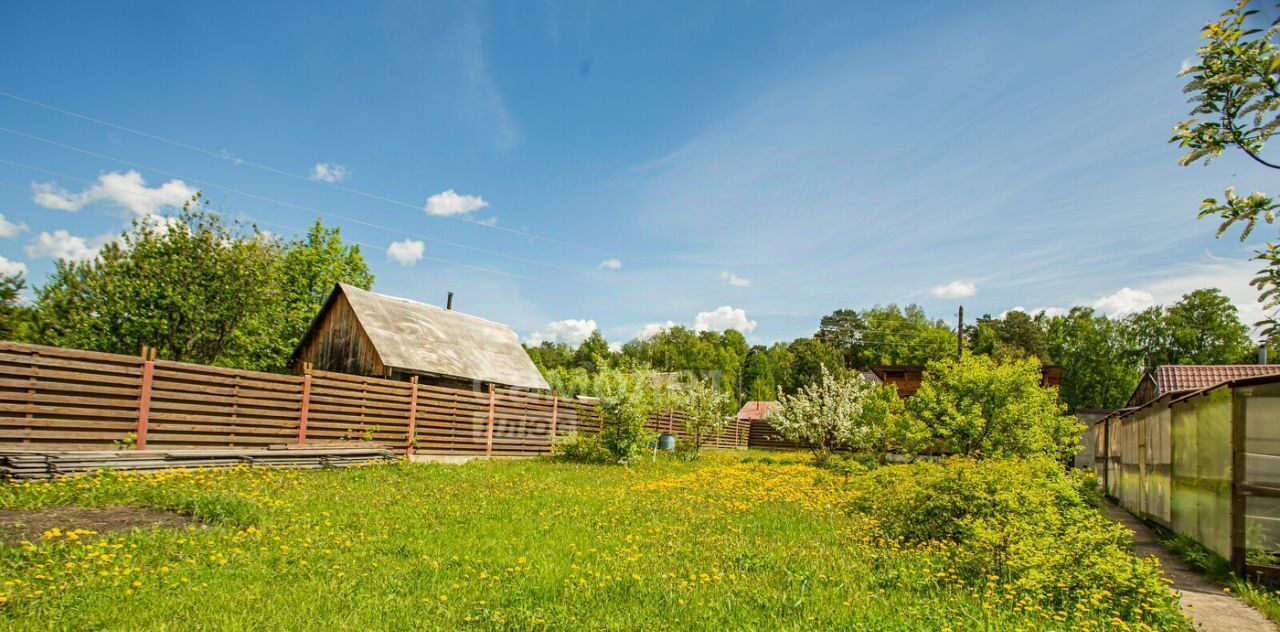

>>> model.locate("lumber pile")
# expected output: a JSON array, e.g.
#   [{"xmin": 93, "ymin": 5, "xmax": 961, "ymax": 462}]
[{"xmin": 0, "ymin": 447, "xmax": 395, "ymax": 480}]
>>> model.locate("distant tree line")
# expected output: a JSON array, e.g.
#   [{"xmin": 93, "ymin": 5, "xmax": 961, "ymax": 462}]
[
  {"xmin": 529, "ymin": 287, "xmax": 1258, "ymax": 413},
  {"xmin": 0, "ymin": 198, "xmax": 373, "ymax": 373}
]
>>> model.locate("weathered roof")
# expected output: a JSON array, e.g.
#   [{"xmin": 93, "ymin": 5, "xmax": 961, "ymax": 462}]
[
  {"xmin": 1154, "ymin": 364, "xmax": 1280, "ymax": 396},
  {"xmin": 736, "ymin": 401, "xmax": 780, "ymax": 420},
  {"xmin": 317, "ymin": 284, "xmax": 549, "ymax": 390}
]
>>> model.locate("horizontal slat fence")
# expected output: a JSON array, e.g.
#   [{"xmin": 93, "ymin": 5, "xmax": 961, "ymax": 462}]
[{"xmin": 0, "ymin": 341, "xmax": 748, "ymax": 458}]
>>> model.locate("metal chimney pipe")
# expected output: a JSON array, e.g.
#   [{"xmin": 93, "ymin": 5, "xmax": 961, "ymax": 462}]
[{"xmin": 447, "ymin": 292, "xmax": 454, "ymax": 310}]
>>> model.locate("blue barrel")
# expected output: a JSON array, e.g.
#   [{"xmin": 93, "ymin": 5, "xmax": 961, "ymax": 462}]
[{"xmin": 657, "ymin": 433, "xmax": 676, "ymax": 451}]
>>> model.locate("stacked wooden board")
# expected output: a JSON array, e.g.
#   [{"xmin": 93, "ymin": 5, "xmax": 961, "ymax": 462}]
[{"xmin": 0, "ymin": 447, "xmax": 394, "ymax": 480}]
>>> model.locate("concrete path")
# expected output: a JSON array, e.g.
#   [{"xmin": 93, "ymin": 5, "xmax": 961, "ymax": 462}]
[{"xmin": 1104, "ymin": 503, "xmax": 1278, "ymax": 632}]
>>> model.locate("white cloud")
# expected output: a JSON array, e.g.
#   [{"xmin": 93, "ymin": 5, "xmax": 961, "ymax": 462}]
[
  {"xmin": 930, "ymin": 280, "xmax": 977, "ymax": 299},
  {"xmin": 32, "ymin": 171, "xmax": 196, "ymax": 217},
  {"xmin": 425, "ymin": 189, "xmax": 489, "ymax": 216},
  {"xmin": 310, "ymin": 163, "xmax": 349, "ymax": 183},
  {"xmin": 718, "ymin": 271, "xmax": 751, "ymax": 287},
  {"xmin": 474, "ymin": 217, "xmax": 498, "ymax": 227},
  {"xmin": 0, "ymin": 255, "xmax": 26, "ymax": 276},
  {"xmin": 0, "ymin": 214, "xmax": 28, "ymax": 239},
  {"xmin": 638, "ymin": 320, "xmax": 676, "ymax": 339},
  {"xmin": 1002, "ymin": 306, "xmax": 1067, "ymax": 319},
  {"xmin": 598, "ymin": 258, "xmax": 622, "ymax": 270},
  {"xmin": 525, "ymin": 319, "xmax": 598, "ymax": 346},
  {"xmin": 1091, "ymin": 287, "xmax": 1155, "ymax": 317},
  {"xmin": 608, "ymin": 342, "xmax": 623, "ymax": 353},
  {"xmin": 25, "ymin": 230, "xmax": 102, "ymax": 262},
  {"xmin": 386, "ymin": 239, "xmax": 425, "ymax": 266},
  {"xmin": 694, "ymin": 306, "xmax": 757, "ymax": 333}
]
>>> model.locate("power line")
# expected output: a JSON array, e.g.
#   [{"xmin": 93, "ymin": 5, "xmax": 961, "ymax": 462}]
[
  {"xmin": 0, "ymin": 89, "xmax": 606, "ymax": 254},
  {"xmin": 0, "ymin": 144, "xmax": 585, "ymax": 275}
]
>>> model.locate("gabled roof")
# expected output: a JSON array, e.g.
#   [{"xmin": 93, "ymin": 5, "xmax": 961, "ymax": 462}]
[
  {"xmin": 1153, "ymin": 364, "xmax": 1280, "ymax": 396},
  {"xmin": 298, "ymin": 284, "xmax": 550, "ymax": 391},
  {"xmin": 736, "ymin": 401, "xmax": 780, "ymax": 420}
]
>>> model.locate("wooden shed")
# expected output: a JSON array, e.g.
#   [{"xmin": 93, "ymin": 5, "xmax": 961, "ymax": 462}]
[
  {"xmin": 870, "ymin": 363, "xmax": 1063, "ymax": 398},
  {"xmin": 289, "ymin": 284, "xmax": 550, "ymax": 391}
]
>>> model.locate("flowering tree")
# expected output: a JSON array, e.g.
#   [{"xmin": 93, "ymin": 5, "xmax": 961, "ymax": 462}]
[
  {"xmin": 770, "ymin": 366, "xmax": 883, "ymax": 462},
  {"xmin": 673, "ymin": 380, "xmax": 732, "ymax": 459}
]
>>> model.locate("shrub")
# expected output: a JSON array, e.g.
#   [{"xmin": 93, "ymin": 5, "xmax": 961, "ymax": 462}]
[
  {"xmin": 908, "ymin": 353, "xmax": 1082, "ymax": 460},
  {"xmin": 555, "ymin": 367, "xmax": 672, "ymax": 464},
  {"xmin": 846, "ymin": 458, "xmax": 1183, "ymax": 627}
]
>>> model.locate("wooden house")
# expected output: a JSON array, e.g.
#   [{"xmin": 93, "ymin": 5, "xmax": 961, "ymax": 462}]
[
  {"xmin": 869, "ymin": 363, "xmax": 1063, "ymax": 398},
  {"xmin": 1125, "ymin": 364, "xmax": 1280, "ymax": 408},
  {"xmin": 289, "ymin": 284, "xmax": 550, "ymax": 391}
]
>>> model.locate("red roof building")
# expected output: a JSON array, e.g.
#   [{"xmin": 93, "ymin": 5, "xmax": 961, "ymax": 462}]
[
  {"xmin": 736, "ymin": 401, "xmax": 781, "ymax": 421},
  {"xmin": 1127, "ymin": 364, "xmax": 1280, "ymax": 408}
]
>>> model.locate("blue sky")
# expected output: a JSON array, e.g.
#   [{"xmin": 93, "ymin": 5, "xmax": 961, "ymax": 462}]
[{"xmin": 0, "ymin": 0, "xmax": 1275, "ymax": 348}]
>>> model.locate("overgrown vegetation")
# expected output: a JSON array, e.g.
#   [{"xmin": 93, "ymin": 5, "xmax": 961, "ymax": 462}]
[
  {"xmin": 0, "ymin": 456, "xmax": 1188, "ymax": 630},
  {"xmin": 1, "ymin": 200, "xmax": 371, "ymax": 372},
  {"xmin": 553, "ymin": 367, "xmax": 675, "ymax": 464},
  {"xmin": 1156, "ymin": 529, "xmax": 1280, "ymax": 625}
]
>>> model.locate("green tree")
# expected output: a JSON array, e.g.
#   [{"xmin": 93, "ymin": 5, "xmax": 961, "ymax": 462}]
[
  {"xmin": 769, "ymin": 365, "xmax": 879, "ymax": 463},
  {"xmin": 782, "ymin": 337, "xmax": 846, "ymax": 394},
  {"xmin": 1044, "ymin": 307, "xmax": 1142, "ymax": 410},
  {"xmin": 1174, "ymin": 1, "xmax": 1280, "ymax": 339},
  {"xmin": 525, "ymin": 341, "xmax": 575, "ymax": 374},
  {"xmin": 278, "ymin": 220, "xmax": 373, "ymax": 355},
  {"xmin": 33, "ymin": 204, "xmax": 283, "ymax": 369},
  {"xmin": 1125, "ymin": 289, "xmax": 1253, "ymax": 371},
  {"xmin": 619, "ymin": 326, "xmax": 749, "ymax": 402},
  {"xmin": 0, "ymin": 273, "xmax": 33, "ymax": 342},
  {"xmin": 968, "ymin": 310, "xmax": 1049, "ymax": 362},
  {"xmin": 908, "ymin": 354, "xmax": 1081, "ymax": 460},
  {"xmin": 816, "ymin": 304, "xmax": 955, "ymax": 369},
  {"xmin": 572, "ymin": 330, "xmax": 612, "ymax": 372},
  {"xmin": 673, "ymin": 379, "xmax": 732, "ymax": 458}
]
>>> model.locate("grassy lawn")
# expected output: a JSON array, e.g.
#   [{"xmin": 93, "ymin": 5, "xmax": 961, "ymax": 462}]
[{"xmin": 0, "ymin": 453, "xmax": 1182, "ymax": 630}]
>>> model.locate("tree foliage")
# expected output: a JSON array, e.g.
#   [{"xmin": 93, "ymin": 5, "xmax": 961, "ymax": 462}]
[
  {"xmin": 27, "ymin": 202, "xmax": 371, "ymax": 372},
  {"xmin": 816, "ymin": 304, "xmax": 955, "ymax": 369},
  {"xmin": 1175, "ymin": 0, "xmax": 1280, "ymax": 339},
  {"xmin": 908, "ymin": 354, "xmax": 1081, "ymax": 460},
  {"xmin": 1043, "ymin": 307, "xmax": 1142, "ymax": 410},
  {"xmin": 968, "ymin": 309, "xmax": 1049, "ymax": 362},
  {"xmin": 770, "ymin": 366, "xmax": 911, "ymax": 462}
]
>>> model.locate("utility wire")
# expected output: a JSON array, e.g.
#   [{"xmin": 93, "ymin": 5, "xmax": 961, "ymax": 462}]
[{"xmin": 0, "ymin": 89, "xmax": 606, "ymax": 254}]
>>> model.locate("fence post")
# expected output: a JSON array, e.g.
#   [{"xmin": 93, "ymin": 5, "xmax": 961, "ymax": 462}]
[
  {"xmin": 550, "ymin": 389, "xmax": 559, "ymax": 446},
  {"xmin": 486, "ymin": 383, "xmax": 495, "ymax": 457},
  {"xmin": 406, "ymin": 376, "xmax": 419, "ymax": 456},
  {"xmin": 135, "ymin": 346, "xmax": 155, "ymax": 450},
  {"xmin": 298, "ymin": 364, "xmax": 312, "ymax": 445}
]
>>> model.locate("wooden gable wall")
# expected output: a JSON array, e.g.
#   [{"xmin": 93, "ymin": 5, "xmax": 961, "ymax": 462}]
[{"xmin": 293, "ymin": 291, "xmax": 387, "ymax": 377}]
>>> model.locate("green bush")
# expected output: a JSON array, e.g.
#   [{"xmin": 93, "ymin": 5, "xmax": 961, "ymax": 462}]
[
  {"xmin": 846, "ymin": 458, "xmax": 1184, "ymax": 628},
  {"xmin": 552, "ymin": 431, "xmax": 609, "ymax": 463}
]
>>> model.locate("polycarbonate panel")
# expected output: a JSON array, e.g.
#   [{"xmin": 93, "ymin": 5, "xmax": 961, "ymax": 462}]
[
  {"xmin": 1146, "ymin": 405, "xmax": 1172, "ymax": 526},
  {"xmin": 1246, "ymin": 495, "xmax": 1280, "ymax": 567},
  {"xmin": 1193, "ymin": 387, "xmax": 1233, "ymax": 559},
  {"xmin": 1243, "ymin": 383, "xmax": 1280, "ymax": 488}
]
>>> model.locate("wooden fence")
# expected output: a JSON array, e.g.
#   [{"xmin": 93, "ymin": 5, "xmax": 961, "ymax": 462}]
[{"xmin": 0, "ymin": 341, "xmax": 748, "ymax": 457}]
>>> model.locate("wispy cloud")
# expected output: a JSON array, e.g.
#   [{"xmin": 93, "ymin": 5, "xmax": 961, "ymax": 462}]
[
  {"xmin": 526, "ymin": 319, "xmax": 597, "ymax": 345},
  {"xmin": 598, "ymin": 258, "xmax": 622, "ymax": 270},
  {"xmin": 0, "ymin": 214, "xmax": 29, "ymax": 239},
  {"xmin": 310, "ymin": 163, "xmax": 349, "ymax": 183},
  {"xmin": 451, "ymin": 6, "xmax": 519, "ymax": 151},
  {"xmin": 719, "ymin": 271, "xmax": 751, "ymax": 287}
]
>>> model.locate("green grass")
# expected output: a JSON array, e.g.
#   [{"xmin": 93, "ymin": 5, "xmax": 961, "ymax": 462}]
[
  {"xmin": 1155, "ymin": 529, "xmax": 1280, "ymax": 624},
  {"xmin": 0, "ymin": 453, "xmax": 1183, "ymax": 630}
]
